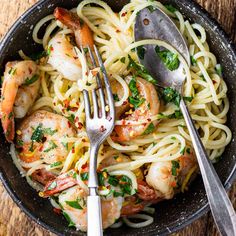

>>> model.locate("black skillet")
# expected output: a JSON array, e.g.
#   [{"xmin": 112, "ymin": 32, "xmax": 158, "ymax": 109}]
[{"xmin": 0, "ymin": 0, "xmax": 235, "ymax": 235}]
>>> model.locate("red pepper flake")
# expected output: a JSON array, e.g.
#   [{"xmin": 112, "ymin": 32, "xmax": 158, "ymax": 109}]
[
  {"xmin": 73, "ymin": 56, "xmax": 78, "ymax": 60},
  {"xmin": 100, "ymin": 125, "xmax": 106, "ymax": 132},
  {"xmin": 53, "ymin": 208, "xmax": 61, "ymax": 215},
  {"xmin": 116, "ymin": 29, "xmax": 121, "ymax": 33},
  {"xmin": 85, "ymin": 71, "xmax": 88, "ymax": 76},
  {"xmin": 121, "ymin": 119, "xmax": 126, "ymax": 125},
  {"xmin": 64, "ymin": 100, "xmax": 70, "ymax": 108},
  {"xmin": 72, "ymin": 147, "xmax": 75, "ymax": 153},
  {"xmin": 70, "ymin": 107, "xmax": 78, "ymax": 112},
  {"xmin": 122, "ymin": 101, "xmax": 128, "ymax": 105},
  {"xmin": 82, "ymin": 163, "xmax": 88, "ymax": 169},
  {"xmin": 78, "ymin": 122, "xmax": 83, "ymax": 129},
  {"xmin": 147, "ymin": 118, "xmax": 151, "ymax": 122},
  {"xmin": 212, "ymin": 80, "xmax": 216, "ymax": 84},
  {"xmin": 121, "ymin": 12, "xmax": 127, "ymax": 17},
  {"xmin": 82, "ymin": 138, "xmax": 86, "ymax": 142},
  {"xmin": 68, "ymin": 121, "xmax": 71, "ymax": 128},
  {"xmin": 29, "ymin": 68, "xmax": 32, "ymax": 74},
  {"xmin": 76, "ymin": 102, "xmax": 80, "ymax": 106}
]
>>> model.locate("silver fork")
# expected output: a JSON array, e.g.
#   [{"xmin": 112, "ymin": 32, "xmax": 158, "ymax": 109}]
[{"xmin": 81, "ymin": 45, "xmax": 115, "ymax": 236}]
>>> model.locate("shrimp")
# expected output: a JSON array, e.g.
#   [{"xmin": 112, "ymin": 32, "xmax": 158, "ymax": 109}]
[
  {"xmin": 146, "ymin": 147, "xmax": 197, "ymax": 199},
  {"xmin": 58, "ymin": 185, "xmax": 123, "ymax": 231},
  {"xmin": 47, "ymin": 7, "xmax": 94, "ymax": 81},
  {"xmin": 16, "ymin": 110, "xmax": 76, "ymax": 164},
  {"xmin": 0, "ymin": 60, "xmax": 39, "ymax": 142},
  {"xmin": 113, "ymin": 77, "xmax": 160, "ymax": 142}
]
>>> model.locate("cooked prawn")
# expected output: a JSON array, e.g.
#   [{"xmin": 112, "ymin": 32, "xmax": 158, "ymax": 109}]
[
  {"xmin": 0, "ymin": 60, "xmax": 39, "ymax": 142},
  {"xmin": 48, "ymin": 7, "xmax": 94, "ymax": 81},
  {"xmin": 113, "ymin": 77, "xmax": 160, "ymax": 142},
  {"xmin": 58, "ymin": 185, "xmax": 123, "ymax": 231},
  {"xmin": 16, "ymin": 110, "xmax": 76, "ymax": 164},
  {"xmin": 146, "ymin": 147, "xmax": 197, "ymax": 199}
]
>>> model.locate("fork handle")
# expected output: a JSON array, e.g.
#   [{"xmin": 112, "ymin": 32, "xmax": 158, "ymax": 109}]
[
  {"xmin": 180, "ymin": 100, "xmax": 236, "ymax": 236},
  {"xmin": 87, "ymin": 194, "xmax": 103, "ymax": 236}
]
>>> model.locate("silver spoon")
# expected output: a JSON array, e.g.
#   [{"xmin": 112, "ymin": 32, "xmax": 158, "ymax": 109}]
[{"xmin": 135, "ymin": 7, "xmax": 236, "ymax": 236}]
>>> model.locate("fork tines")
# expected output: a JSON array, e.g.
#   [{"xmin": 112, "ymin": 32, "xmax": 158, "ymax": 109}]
[{"xmin": 81, "ymin": 45, "xmax": 115, "ymax": 122}]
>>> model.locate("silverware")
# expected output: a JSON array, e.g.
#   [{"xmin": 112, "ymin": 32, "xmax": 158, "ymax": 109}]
[
  {"xmin": 82, "ymin": 45, "xmax": 115, "ymax": 236},
  {"xmin": 135, "ymin": 7, "xmax": 236, "ymax": 236}
]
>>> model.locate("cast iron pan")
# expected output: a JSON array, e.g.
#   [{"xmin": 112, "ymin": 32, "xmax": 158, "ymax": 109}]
[{"xmin": 0, "ymin": 0, "xmax": 235, "ymax": 235}]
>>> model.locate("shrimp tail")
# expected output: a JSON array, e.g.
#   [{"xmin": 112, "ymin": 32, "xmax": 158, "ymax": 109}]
[
  {"xmin": 1, "ymin": 80, "xmax": 17, "ymax": 142},
  {"xmin": 42, "ymin": 171, "xmax": 78, "ymax": 197},
  {"xmin": 54, "ymin": 7, "xmax": 94, "ymax": 48}
]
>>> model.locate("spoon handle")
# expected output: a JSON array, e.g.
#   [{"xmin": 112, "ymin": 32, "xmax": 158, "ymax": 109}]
[{"xmin": 180, "ymin": 99, "xmax": 236, "ymax": 236}]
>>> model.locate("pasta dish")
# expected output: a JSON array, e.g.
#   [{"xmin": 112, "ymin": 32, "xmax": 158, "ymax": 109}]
[{"xmin": 0, "ymin": 0, "xmax": 231, "ymax": 231}]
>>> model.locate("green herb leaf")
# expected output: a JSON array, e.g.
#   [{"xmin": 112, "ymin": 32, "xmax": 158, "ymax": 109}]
[
  {"xmin": 157, "ymin": 110, "xmax": 183, "ymax": 119},
  {"xmin": 50, "ymin": 161, "xmax": 62, "ymax": 168},
  {"xmin": 171, "ymin": 136, "xmax": 176, "ymax": 140},
  {"xmin": 120, "ymin": 57, "xmax": 126, "ymax": 63},
  {"xmin": 81, "ymin": 172, "xmax": 89, "ymax": 181},
  {"xmin": 16, "ymin": 139, "xmax": 24, "ymax": 146},
  {"xmin": 183, "ymin": 96, "xmax": 193, "ymax": 102},
  {"xmin": 128, "ymin": 55, "xmax": 157, "ymax": 85},
  {"xmin": 63, "ymin": 211, "xmax": 76, "ymax": 227},
  {"xmin": 108, "ymin": 176, "xmax": 119, "ymax": 187},
  {"xmin": 165, "ymin": 4, "xmax": 177, "ymax": 13},
  {"xmin": 215, "ymin": 64, "xmax": 222, "ymax": 77},
  {"xmin": 65, "ymin": 200, "xmax": 83, "ymax": 210},
  {"xmin": 23, "ymin": 74, "xmax": 39, "ymax": 86},
  {"xmin": 147, "ymin": 5, "xmax": 156, "ymax": 13},
  {"xmin": 8, "ymin": 67, "xmax": 17, "ymax": 75},
  {"xmin": 190, "ymin": 56, "xmax": 197, "ymax": 66},
  {"xmin": 155, "ymin": 46, "xmax": 180, "ymax": 71},
  {"xmin": 67, "ymin": 114, "xmax": 75, "ymax": 123},
  {"xmin": 171, "ymin": 160, "xmax": 180, "ymax": 176},
  {"xmin": 47, "ymin": 181, "xmax": 57, "ymax": 190},
  {"xmin": 180, "ymin": 147, "xmax": 185, "ymax": 155},
  {"xmin": 98, "ymin": 172, "xmax": 105, "ymax": 186},
  {"xmin": 43, "ymin": 128, "xmax": 57, "ymax": 135},
  {"xmin": 128, "ymin": 96, "xmax": 145, "ymax": 109},
  {"xmin": 62, "ymin": 141, "xmax": 69, "ymax": 151},
  {"xmin": 31, "ymin": 124, "xmax": 44, "ymax": 142},
  {"xmin": 113, "ymin": 94, "xmax": 119, "ymax": 102},
  {"xmin": 143, "ymin": 122, "xmax": 155, "ymax": 135},
  {"xmin": 113, "ymin": 191, "xmax": 124, "ymax": 197},
  {"xmin": 137, "ymin": 46, "xmax": 146, "ymax": 60},
  {"xmin": 44, "ymin": 141, "xmax": 57, "ymax": 153},
  {"xmin": 30, "ymin": 51, "xmax": 48, "ymax": 61},
  {"xmin": 162, "ymin": 87, "xmax": 181, "ymax": 107},
  {"xmin": 186, "ymin": 147, "xmax": 191, "ymax": 154},
  {"xmin": 120, "ymin": 176, "xmax": 132, "ymax": 195}
]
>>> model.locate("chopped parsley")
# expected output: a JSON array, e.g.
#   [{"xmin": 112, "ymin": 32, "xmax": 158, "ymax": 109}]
[
  {"xmin": 44, "ymin": 141, "xmax": 57, "ymax": 153},
  {"xmin": 23, "ymin": 74, "xmax": 39, "ymax": 86},
  {"xmin": 16, "ymin": 139, "xmax": 24, "ymax": 146},
  {"xmin": 80, "ymin": 172, "xmax": 89, "ymax": 181},
  {"xmin": 158, "ymin": 110, "xmax": 183, "ymax": 119},
  {"xmin": 155, "ymin": 46, "xmax": 180, "ymax": 71},
  {"xmin": 128, "ymin": 77, "xmax": 145, "ymax": 109},
  {"xmin": 180, "ymin": 147, "xmax": 185, "ymax": 155},
  {"xmin": 43, "ymin": 128, "xmax": 57, "ymax": 135},
  {"xmin": 147, "ymin": 5, "xmax": 156, "ymax": 13},
  {"xmin": 63, "ymin": 211, "xmax": 76, "ymax": 227},
  {"xmin": 98, "ymin": 172, "xmax": 105, "ymax": 186},
  {"xmin": 31, "ymin": 124, "xmax": 44, "ymax": 143},
  {"xmin": 183, "ymin": 96, "xmax": 193, "ymax": 102},
  {"xmin": 120, "ymin": 57, "xmax": 126, "ymax": 63},
  {"xmin": 186, "ymin": 147, "xmax": 191, "ymax": 154},
  {"xmin": 47, "ymin": 180, "xmax": 57, "ymax": 190},
  {"xmin": 30, "ymin": 50, "xmax": 48, "ymax": 61},
  {"xmin": 143, "ymin": 122, "xmax": 155, "ymax": 135},
  {"xmin": 190, "ymin": 56, "xmax": 197, "ymax": 66},
  {"xmin": 162, "ymin": 87, "xmax": 181, "ymax": 107},
  {"xmin": 8, "ymin": 67, "xmax": 17, "ymax": 75},
  {"xmin": 128, "ymin": 55, "xmax": 157, "ymax": 85},
  {"xmin": 215, "ymin": 64, "xmax": 222, "ymax": 77},
  {"xmin": 120, "ymin": 176, "xmax": 132, "ymax": 195},
  {"xmin": 47, "ymin": 45, "xmax": 54, "ymax": 56},
  {"xmin": 62, "ymin": 141, "xmax": 69, "ymax": 151},
  {"xmin": 113, "ymin": 94, "xmax": 119, "ymax": 102},
  {"xmin": 108, "ymin": 176, "xmax": 119, "ymax": 187},
  {"xmin": 67, "ymin": 114, "xmax": 75, "ymax": 123},
  {"xmin": 136, "ymin": 46, "xmax": 146, "ymax": 60},
  {"xmin": 164, "ymin": 4, "xmax": 177, "ymax": 13},
  {"xmin": 50, "ymin": 161, "xmax": 62, "ymax": 168},
  {"xmin": 65, "ymin": 200, "xmax": 83, "ymax": 210},
  {"xmin": 171, "ymin": 160, "xmax": 180, "ymax": 176}
]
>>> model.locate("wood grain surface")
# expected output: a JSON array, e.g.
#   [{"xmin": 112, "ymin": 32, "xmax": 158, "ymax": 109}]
[{"xmin": 0, "ymin": 0, "xmax": 235, "ymax": 235}]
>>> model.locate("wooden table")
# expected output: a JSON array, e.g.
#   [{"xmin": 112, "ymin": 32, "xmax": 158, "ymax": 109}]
[{"xmin": 0, "ymin": 0, "xmax": 235, "ymax": 235}]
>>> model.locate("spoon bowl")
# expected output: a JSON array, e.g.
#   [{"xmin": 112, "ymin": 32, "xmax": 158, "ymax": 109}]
[{"xmin": 135, "ymin": 7, "xmax": 190, "ymax": 90}]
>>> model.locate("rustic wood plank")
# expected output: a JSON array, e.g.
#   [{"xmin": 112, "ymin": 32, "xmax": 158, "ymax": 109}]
[{"xmin": 0, "ymin": 0, "xmax": 235, "ymax": 235}]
